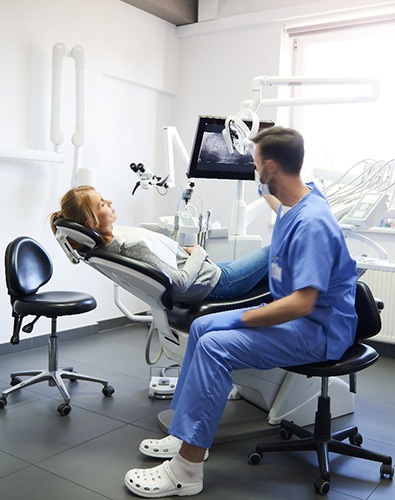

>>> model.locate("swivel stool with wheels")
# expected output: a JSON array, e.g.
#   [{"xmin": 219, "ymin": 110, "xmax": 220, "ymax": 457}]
[
  {"xmin": 248, "ymin": 281, "xmax": 394, "ymax": 494},
  {"xmin": 1, "ymin": 236, "xmax": 115, "ymax": 415}
]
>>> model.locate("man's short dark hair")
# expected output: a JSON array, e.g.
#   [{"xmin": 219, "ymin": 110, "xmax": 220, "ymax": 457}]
[{"xmin": 252, "ymin": 126, "xmax": 304, "ymax": 175}]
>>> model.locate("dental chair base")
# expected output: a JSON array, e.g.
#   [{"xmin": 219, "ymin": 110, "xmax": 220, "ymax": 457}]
[
  {"xmin": 148, "ymin": 366, "xmax": 179, "ymax": 399},
  {"xmin": 158, "ymin": 400, "xmax": 276, "ymax": 443},
  {"xmin": 235, "ymin": 370, "xmax": 354, "ymax": 426},
  {"xmin": 157, "ymin": 374, "xmax": 354, "ymax": 444}
]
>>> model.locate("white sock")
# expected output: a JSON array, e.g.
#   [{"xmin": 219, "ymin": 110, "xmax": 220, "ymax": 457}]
[{"xmin": 169, "ymin": 453, "xmax": 204, "ymax": 484}]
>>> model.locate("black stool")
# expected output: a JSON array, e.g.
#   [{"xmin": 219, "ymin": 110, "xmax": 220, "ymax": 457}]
[
  {"xmin": 1, "ymin": 236, "xmax": 114, "ymax": 415},
  {"xmin": 248, "ymin": 281, "xmax": 394, "ymax": 494}
]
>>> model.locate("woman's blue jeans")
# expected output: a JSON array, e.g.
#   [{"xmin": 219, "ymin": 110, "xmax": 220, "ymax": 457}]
[{"xmin": 206, "ymin": 245, "xmax": 270, "ymax": 299}]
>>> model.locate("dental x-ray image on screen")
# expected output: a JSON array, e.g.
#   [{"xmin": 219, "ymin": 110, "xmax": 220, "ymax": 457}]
[{"xmin": 188, "ymin": 116, "xmax": 274, "ymax": 181}]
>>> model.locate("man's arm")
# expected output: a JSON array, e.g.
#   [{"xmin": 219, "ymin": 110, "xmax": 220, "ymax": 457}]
[
  {"xmin": 242, "ymin": 287, "xmax": 319, "ymax": 327},
  {"xmin": 262, "ymin": 193, "xmax": 281, "ymax": 213}
]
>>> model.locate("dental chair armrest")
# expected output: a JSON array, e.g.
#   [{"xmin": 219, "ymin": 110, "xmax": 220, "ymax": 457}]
[{"xmin": 168, "ymin": 280, "xmax": 272, "ymax": 330}]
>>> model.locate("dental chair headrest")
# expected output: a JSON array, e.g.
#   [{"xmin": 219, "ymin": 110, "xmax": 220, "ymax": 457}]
[
  {"xmin": 53, "ymin": 219, "xmax": 174, "ymax": 309},
  {"xmin": 54, "ymin": 219, "xmax": 102, "ymax": 264}
]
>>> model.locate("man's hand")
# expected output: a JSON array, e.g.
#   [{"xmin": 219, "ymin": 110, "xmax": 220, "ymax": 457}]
[{"xmin": 242, "ymin": 287, "xmax": 319, "ymax": 327}]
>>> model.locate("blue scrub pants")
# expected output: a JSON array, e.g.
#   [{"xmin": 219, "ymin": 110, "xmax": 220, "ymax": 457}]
[{"xmin": 169, "ymin": 308, "xmax": 328, "ymax": 449}]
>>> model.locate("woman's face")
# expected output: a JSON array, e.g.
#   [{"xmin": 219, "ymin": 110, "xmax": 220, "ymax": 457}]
[{"xmin": 87, "ymin": 189, "xmax": 117, "ymax": 235}]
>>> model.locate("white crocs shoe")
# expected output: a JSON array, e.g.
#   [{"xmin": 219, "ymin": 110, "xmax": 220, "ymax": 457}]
[
  {"xmin": 139, "ymin": 435, "xmax": 182, "ymax": 459},
  {"xmin": 124, "ymin": 460, "xmax": 203, "ymax": 498},
  {"xmin": 139, "ymin": 435, "xmax": 209, "ymax": 460}
]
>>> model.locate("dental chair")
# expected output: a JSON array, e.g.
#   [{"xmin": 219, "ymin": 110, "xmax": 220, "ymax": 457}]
[
  {"xmin": 53, "ymin": 219, "xmax": 356, "ymax": 441},
  {"xmin": 2, "ymin": 236, "xmax": 115, "ymax": 416}
]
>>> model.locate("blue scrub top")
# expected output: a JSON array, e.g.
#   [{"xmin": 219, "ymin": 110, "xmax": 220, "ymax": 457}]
[{"xmin": 269, "ymin": 182, "xmax": 358, "ymax": 359}]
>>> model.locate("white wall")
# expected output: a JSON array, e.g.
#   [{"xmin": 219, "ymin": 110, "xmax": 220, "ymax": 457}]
[
  {"xmin": 172, "ymin": 21, "xmax": 281, "ymax": 239},
  {"xmin": 0, "ymin": 0, "xmax": 179, "ymax": 344},
  {"xmin": 1, "ymin": 0, "xmax": 395, "ymax": 346}
]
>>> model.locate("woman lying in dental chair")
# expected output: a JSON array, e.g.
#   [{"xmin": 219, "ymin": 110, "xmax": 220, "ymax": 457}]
[{"xmin": 50, "ymin": 185, "xmax": 269, "ymax": 305}]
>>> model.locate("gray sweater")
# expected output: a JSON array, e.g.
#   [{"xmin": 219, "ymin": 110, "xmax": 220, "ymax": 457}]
[{"xmin": 105, "ymin": 228, "xmax": 221, "ymax": 304}]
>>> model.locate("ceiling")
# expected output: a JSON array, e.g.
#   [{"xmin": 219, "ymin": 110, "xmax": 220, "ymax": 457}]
[{"xmin": 121, "ymin": 0, "xmax": 198, "ymax": 26}]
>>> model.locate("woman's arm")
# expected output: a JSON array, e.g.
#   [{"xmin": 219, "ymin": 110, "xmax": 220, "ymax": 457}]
[{"xmin": 122, "ymin": 242, "xmax": 208, "ymax": 293}]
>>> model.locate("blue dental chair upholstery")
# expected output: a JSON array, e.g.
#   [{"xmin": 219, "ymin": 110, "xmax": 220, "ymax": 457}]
[{"xmin": 1, "ymin": 236, "xmax": 114, "ymax": 415}]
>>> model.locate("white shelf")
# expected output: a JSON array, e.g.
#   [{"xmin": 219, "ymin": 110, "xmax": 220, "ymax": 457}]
[{"xmin": 0, "ymin": 147, "xmax": 64, "ymax": 163}]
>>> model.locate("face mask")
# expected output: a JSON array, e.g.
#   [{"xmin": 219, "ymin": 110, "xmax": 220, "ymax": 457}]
[
  {"xmin": 259, "ymin": 182, "xmax": 272, "ymax": 196},
  {"xmin": 255, "ymin": 161, "xmax": 272, "ymax": 196}
]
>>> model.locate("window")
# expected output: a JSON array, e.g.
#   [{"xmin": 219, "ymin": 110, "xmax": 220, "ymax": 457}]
[{"xmin": 287, "ymin": 20, "xmax": 395, "ymax": 181}]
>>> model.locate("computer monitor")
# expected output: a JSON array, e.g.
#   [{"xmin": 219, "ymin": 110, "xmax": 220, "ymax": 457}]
[{"xmin": 187, "ymin": 115, "xmax": 274, "ymax": 181}]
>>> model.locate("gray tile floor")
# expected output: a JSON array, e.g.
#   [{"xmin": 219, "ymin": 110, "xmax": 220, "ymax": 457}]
[{"xmin": 0, "ymin": 323, "xmax": 394, "ymax": 500}]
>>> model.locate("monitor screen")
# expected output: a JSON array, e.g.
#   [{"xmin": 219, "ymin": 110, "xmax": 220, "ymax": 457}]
[{"xmin": 187, "ymin": 115, "xmax": 274, "ymax": 181}]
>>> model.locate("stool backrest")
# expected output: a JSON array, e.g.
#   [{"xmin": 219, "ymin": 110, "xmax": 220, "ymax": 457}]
[
  {"xmin": 355, "ymin": 281, "xmax": 382, "ymax": 341},
  {"xmin": 5, "ymin": 237, "xmax": 53, "ymax": 298}
]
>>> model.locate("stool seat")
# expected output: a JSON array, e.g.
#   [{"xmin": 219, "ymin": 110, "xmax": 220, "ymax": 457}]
[
  {"xmin": 14, "ymin": 291, "xmax": 96, "ymax": 317},
  {"xmin": 285, "ymin": 342, "xmax": 379, "ymax": 378}
]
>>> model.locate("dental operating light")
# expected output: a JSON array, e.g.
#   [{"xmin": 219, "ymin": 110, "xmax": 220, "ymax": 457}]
[{"xmin": 223, "ymin": 75, "xmax": 380, "ymax": 154}]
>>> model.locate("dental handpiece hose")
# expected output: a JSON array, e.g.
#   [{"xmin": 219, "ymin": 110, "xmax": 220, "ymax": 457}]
[
  {"xmin": 202, "ymin": 210, "xmax": 211, "ymax": 248},
  {"xmin": 197, "ymin": 213, "xmax": 203, "ymax": 245},
  {"xmin": 172, "ymin": 213, "xmax": 179, "ymax": 241}
]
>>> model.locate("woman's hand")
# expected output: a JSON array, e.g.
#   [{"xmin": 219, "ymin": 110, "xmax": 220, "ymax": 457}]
[
  {"xmin": 183, "ymin": 244, "xmax": 204, "ymax": 255},
  {"xmin": 183, "ymin": 245, "xmax": 209, "ymax": 260}
]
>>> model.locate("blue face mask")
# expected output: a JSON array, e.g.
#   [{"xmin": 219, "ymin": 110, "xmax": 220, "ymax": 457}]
[
  {"xmin": 256, "ymin": 168, "xmax": 273, "ymax": 197},
  {"xmin": 259, "ymin": 182, "xmax": 272, "ymax": 196}
]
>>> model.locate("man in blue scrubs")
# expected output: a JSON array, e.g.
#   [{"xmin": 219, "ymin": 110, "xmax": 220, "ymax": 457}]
[{"xmin": 124, "ymin": 127, "xmax": 358, "ymax": 498}]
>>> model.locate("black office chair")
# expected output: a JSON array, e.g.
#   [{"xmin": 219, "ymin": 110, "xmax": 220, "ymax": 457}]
[
  {"xmin": 248, "ymin": 281, "xmax": 394, "ymax": 494},
  {"xmin": 1, "ymin": 236, "xmax": 114, "ymax": 416}
]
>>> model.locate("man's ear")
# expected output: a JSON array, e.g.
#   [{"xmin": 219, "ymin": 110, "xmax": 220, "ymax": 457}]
[{"xmin": 266, "ymin": 159, "xmax": 277, "ymax": 175}]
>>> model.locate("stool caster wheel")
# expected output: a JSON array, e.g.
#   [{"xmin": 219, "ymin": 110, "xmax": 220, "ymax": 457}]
[
  {"xmin": 57, "ymin": 403, "xmax": 72, "ymax": 416},
  {"xmin": 11, "ymin": 377, "xmax": 22, "ymax": 386},
  {"xmin": 279, "ymin": 427, "xmax": 292, "ymax": 440},
  {"xmin": 102, "ymin": 385, "xmax": 115, "ymax": 397},
  {"xmin": 314, "ymin": 477, "xmax": 330, "ymax": 495},
  {"xmin": 349, "ymin": 432, "xmax": 363, "ymax": 446},
  {"xmin": 380, "ymin": 463, "xmax": 394, "ymax": 478},
  {"xmin": 248, "ymin": 451, "xmax": 262, "ymax": 465},
  {"xmin": 0, "ymin": 397, "xmax": 7, "ymax": 409}
]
